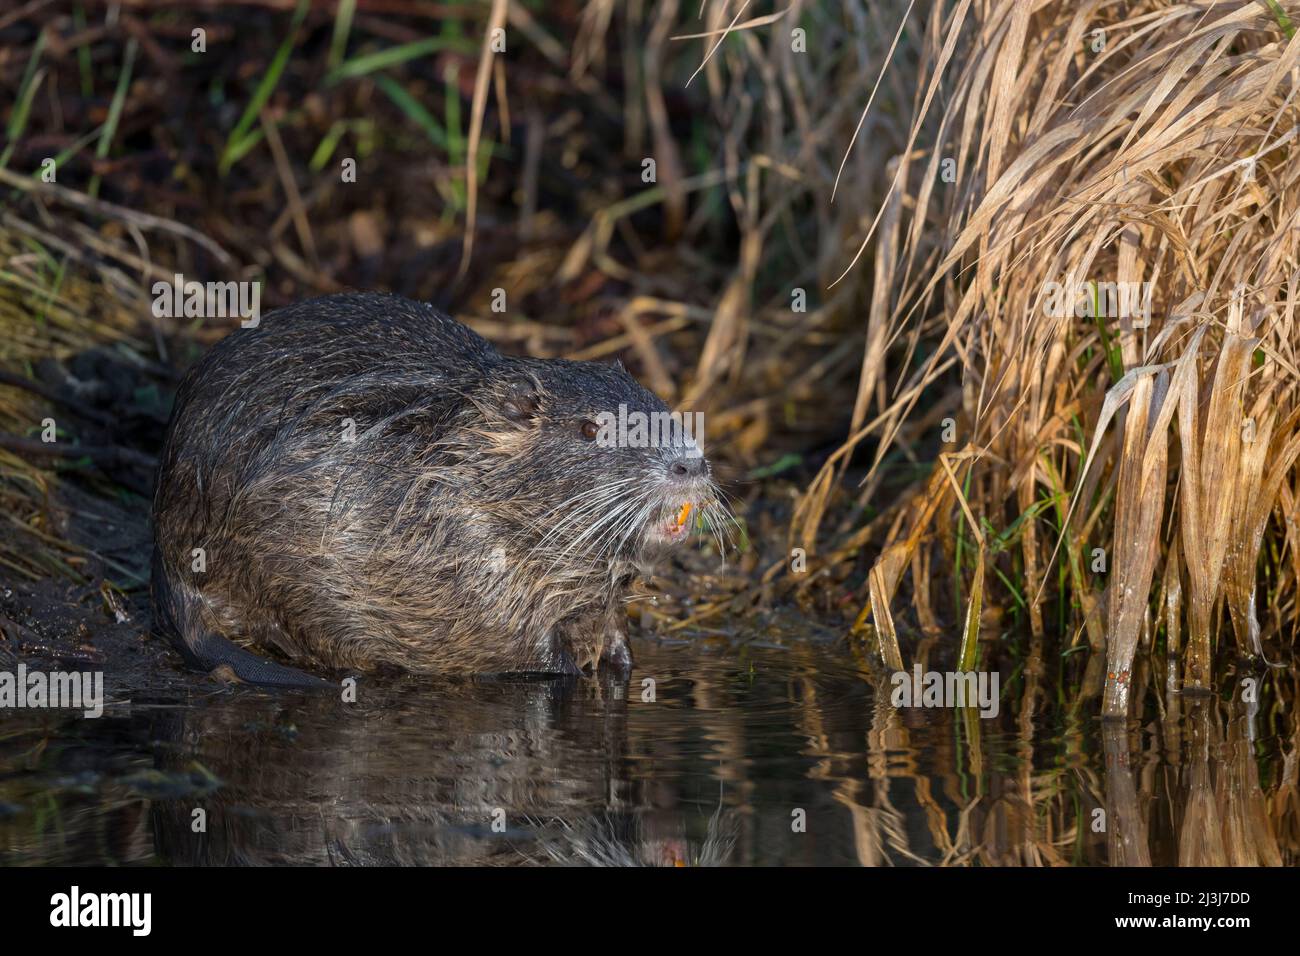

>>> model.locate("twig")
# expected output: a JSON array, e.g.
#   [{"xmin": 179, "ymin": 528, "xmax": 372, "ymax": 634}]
[
  {"xmin": 458, "ymin": 0, "xmax": 509, "ymax": 279},
  {"xmin": 0, "ymin": 166, "xmax": 234, "ymax": 267},
  {"xmin": 0, "ymin": 368, "xmax": 117, "ymax": 427},
  {"xmin": 260, "ymin": 108, "xmax": 318, "ymax": 268},
  {"xmin": 0, "ymin": 433, "xmax": 157, "ymax": 470},
  {"xmin": 0, "ymin": 0, "xmax": 55, "ymax": 32}
]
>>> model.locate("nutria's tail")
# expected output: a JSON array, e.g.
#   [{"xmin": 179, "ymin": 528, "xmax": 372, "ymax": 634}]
[{"xmin": 151, "ymin": 551, "xmax": 334, "ymax": 691}]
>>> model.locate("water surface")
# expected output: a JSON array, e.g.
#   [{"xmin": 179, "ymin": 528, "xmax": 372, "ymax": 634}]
[{"xmin": 0, "ymin": 637, "xmax": 1294, "ymax": 865}]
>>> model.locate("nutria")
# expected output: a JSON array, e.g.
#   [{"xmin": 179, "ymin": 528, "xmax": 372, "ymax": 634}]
[{"xmin": 150, "ymin": 292, "xmax": 721, "ymax": 687}]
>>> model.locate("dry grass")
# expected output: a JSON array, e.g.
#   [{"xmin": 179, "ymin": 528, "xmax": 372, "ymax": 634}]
[
  {"xmin": 788, "ymin": 0, "xmax": 1300, "ymax": 717},
  {"xmin": 0, "ymin": 209, "xmax": 151, "ymax": 581}
]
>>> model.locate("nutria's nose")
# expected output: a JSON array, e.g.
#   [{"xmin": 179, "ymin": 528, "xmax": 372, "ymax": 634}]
[{"xmin": 669, "ymin": 457, "xmax": 706, "ymax": 479}]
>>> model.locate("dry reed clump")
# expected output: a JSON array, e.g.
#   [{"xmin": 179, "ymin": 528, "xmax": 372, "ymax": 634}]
[{"xmin": 793, "ymin": 0, "xmax": 1300, "ymax": 717}]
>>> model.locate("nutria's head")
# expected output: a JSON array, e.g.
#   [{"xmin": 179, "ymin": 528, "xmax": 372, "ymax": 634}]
[{"xmin": 469, "ymin": 357, "xmax": 723, "ymax": 566}]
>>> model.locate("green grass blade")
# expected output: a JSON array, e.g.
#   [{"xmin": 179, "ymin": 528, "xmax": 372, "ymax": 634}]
[
  {"xmin": 219, "ymin": 0, "xmax": 309, "ymax": 175},
  {"xmin": 326, "ymin": 36, "xmax": 475, "ymax": 85},
  {"xmin": 0, "ymin": 31, "xmax": 48, "ymax": 171},
  {"xmin": 958, "ymin": 547, "xmax": 985, "ymax": 672},
  {"xmin": 374, "ymin": 75, "xmax": 449, "ymax": 149},
  {"xmin": 328, "ymin": 0, "xmax": 358, "ymax": 71},
  {"xmin": 89, "ymin": 38, "xmax": 138, "ymax": 197},
  {"xmin": 1265, "ymin": 0, "xmax": 1295, "ymax": 38}
]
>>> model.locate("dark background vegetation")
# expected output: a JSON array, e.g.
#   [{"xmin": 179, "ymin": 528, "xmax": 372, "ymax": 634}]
[{"xmin": 0, "ymin": 0, "xmax": 918, "ymax": 647}]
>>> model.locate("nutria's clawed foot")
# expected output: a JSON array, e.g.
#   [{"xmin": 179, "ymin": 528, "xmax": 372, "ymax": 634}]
[{"xmin": 600, "ymin": 637, "xmax": 634, "ymax": 679}]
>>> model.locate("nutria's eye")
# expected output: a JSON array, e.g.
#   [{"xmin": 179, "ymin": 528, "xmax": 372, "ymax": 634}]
[{"xmin": 580, "ymin": 420, "xmax": 599, "ymax": 441}]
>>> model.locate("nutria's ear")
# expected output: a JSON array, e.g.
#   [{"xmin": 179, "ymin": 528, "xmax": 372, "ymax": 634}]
[{"xmin": 496, "ymin": 375, "xmax": 543, "ymax": 425}]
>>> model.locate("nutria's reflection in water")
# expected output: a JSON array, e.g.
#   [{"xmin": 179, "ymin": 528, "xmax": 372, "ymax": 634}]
[
  {"xmin": 150, "ymin": 673, "xmax": 671, "ymax": 865},
  {"xmin": 0, "ymin": 641, "xmax": 1297, "ymax": 865}
]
